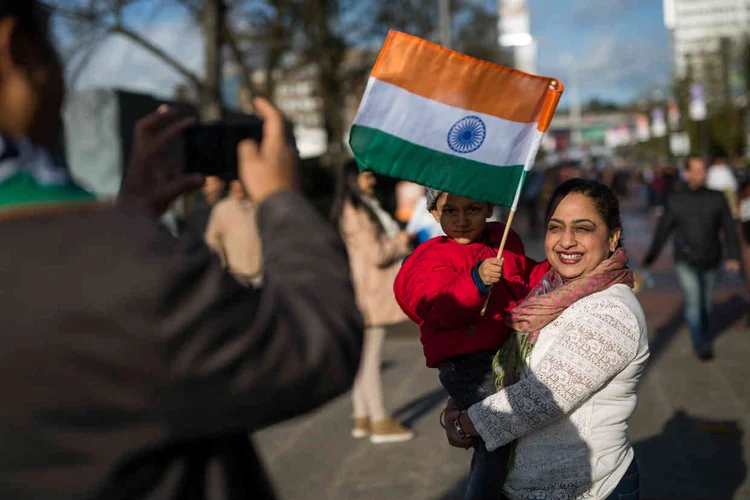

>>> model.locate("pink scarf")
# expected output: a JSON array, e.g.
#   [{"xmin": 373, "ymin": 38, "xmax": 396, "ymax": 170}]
[{"xmin": 493, "ymin": 248, "xmax": 634, "ymax": 389}]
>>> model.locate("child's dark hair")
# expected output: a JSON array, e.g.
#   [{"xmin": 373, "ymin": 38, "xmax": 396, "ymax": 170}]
[
  {"xmin": 544, "ymin": 178, "xmax": 624, "ymax": 248},
  {"xmin": 329, "ymin": 160, "xmax": 386, "ymax": 238}
]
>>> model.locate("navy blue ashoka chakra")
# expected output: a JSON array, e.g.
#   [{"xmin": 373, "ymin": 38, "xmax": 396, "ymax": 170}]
[{"xmin": 447, "ymin": 116, "xmax": 487, "ymax": 154}]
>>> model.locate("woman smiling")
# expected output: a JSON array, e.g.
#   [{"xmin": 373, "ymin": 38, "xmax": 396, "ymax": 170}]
[{"xmin": 444, "ymin": 179, "xmax": 649, "ymax": 500}]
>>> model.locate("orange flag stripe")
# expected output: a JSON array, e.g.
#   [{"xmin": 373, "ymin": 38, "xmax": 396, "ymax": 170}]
[{"xmin": 371, "ymin": 31, "xmax": 564, "ymax": 131}]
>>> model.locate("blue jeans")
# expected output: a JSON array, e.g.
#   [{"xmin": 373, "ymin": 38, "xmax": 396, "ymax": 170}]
[
  {"xmin": 605, "ymin": 459, "xmax": 640, "ymax": 500},
  {"xmin": 674, "ymin": 262, "xmax": 717, "ymax": 352},
  {"xmin": 439, "ymin": 351, "xmax": 509, "ymax": 500}
]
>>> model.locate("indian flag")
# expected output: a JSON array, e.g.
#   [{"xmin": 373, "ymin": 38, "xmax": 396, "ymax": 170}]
[{"xmin": 349, "ymin": 31, "xmax": 564, "ymax": 208}]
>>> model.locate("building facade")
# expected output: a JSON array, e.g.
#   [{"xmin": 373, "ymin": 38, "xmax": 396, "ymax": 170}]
[
  {"xmin": 221, "ymin": 49, "xmax": 375, "ymax": 160},
  {"xmin": 497, "ymin": 0, "xmax": 537, "ymax": 74},
  {"xmin": 665, "ymin": 0, "xmax": 750, "ymax": 80}
]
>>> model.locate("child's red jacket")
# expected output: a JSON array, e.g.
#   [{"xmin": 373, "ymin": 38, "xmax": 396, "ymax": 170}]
[{"xmin": 394, "ymin": 222, "xmax": 549, "ymax": 367}]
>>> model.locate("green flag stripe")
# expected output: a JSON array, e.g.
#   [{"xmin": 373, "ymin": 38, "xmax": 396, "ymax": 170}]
[{"xmin": 350, "ymin": 125, "xmax": 524, "ymax": 207}]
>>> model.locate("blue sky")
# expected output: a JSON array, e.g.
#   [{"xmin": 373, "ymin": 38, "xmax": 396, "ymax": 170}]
[
  {"xmin": 63, "ymin": 0, "xmax": 672, "ymax": 108},
  {"xmin": 530, "ymin": 0, "xmax": 671, "ymax": 106}
]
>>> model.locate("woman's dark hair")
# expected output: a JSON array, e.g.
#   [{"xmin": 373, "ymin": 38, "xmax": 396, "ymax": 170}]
[
  {"xmin": 0, "ymin": 1, "xmax": 59, "ymax": 87},
  {"xmin": 329, "ymin": 160, "xmax": 386, "ymax": 238},
  {"xmin": 544, "ymin": 178, "xmax": 624, "ymax": 248}
]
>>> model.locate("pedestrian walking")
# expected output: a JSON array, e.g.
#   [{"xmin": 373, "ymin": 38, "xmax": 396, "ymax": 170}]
[
  {"xmin": 707, "ymin": 151, "xmax": 740, "ymax": 220},
  {"xmin": 205, "ymin": 179, "xmax": 263, "ymax": 286},
  {"xmin": 394, "ymin": 187, "xmax": 548, "ymax": 499},
  {"xmin": 181, "ymin": 174, "xmax": 225, "ymax": 243},
  {"xmin": 330, "ymin": 161, "xmax": 415, "ymax": 443},
  {"xmin": 444, "ymin": 179, "xmax": 648, "ymax": 500},
  {"xmin": 0, "ymin": 3, "xmax": 363, "ymax": 497},
  {"xmin": 405, "ymin": 192, "xmax": 445, "ymax": 245},
  {"xmin": 643, "ymin": 154, "xmax": 741, "ymax": 360}
]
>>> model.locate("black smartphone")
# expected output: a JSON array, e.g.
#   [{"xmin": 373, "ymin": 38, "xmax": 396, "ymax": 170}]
[{"xmin": 183, "ymin": 116, "xmax": 264, "ymax": 178}]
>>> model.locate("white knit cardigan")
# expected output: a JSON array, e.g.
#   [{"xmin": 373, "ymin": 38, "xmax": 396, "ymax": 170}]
[{"xmin": 468, "ymin": 284, "xmax": 650, "ymax": 500}]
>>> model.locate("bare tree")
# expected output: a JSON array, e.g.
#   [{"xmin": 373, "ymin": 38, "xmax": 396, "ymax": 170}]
[
  {"xmin": 50, "ymin": 0, "xmax": 225, "ymax": 120},
  {"xmin": 201, "ymin": 0, "xmax": 226, "ymax": 119}
]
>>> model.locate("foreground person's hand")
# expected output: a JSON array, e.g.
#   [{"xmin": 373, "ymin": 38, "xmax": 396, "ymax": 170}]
[
  {"xmin": 238, "ymin": 97, "xmax": 297, "ymax": 203},
  {"xmin": 118, "ymin": 106, "xmax": 204, "ymax": 216}
]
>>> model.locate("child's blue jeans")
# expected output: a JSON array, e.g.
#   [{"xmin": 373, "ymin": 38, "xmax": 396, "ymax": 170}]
[{"xmin": 439, "ymin": 350, "xmax": 510, "ymax": 500}]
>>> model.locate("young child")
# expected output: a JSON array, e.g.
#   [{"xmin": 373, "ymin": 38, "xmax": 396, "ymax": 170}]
[{"xmin": 394, "ymin": 188, "xmax": 548, "ymax": 500}]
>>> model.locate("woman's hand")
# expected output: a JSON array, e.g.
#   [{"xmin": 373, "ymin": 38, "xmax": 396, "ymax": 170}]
[
  {"xmin": 443, "ymin": 399, "xmax": 476, "ymax": 449},
  {"xmin": 478, "ymin": 257, "xmax": 504, "ymax": 286}
]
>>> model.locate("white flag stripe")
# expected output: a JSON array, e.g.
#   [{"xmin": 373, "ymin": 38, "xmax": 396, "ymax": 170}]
[{"xmin": 353, "ymin": 77, "xmax": 539, "ymax": 167}]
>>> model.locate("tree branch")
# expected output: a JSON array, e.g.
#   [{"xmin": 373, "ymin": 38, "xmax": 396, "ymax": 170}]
[
  {"xmin": 109, "ymin": 23, "xmax": 204, "ymax": 90},
  {"xmin": 224, "ymin": 23, "xmax": 257, "ymax": 95}
]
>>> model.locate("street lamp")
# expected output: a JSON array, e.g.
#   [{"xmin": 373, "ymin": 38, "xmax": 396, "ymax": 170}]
[
  {"xmin": 439, "ymin": 0, "xmax": 451, "ymax": 49},
  {"xmin": 499, "ymin": 33, "xmax": 533, "ymax": 47},
  {"xmin": 561, "ymin": 53, "xmax": 583, "ymax": 148}
]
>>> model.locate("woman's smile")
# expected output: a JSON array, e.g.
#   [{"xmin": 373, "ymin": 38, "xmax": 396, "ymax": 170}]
[{"xmin": 556, "ymin": 251, "xmax": 584, "ymax": 266}]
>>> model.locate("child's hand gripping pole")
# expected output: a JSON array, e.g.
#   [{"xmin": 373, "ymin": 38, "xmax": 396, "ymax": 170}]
[{"xmin": 480, "ymin": 209, "xmax": 516, "ymax": 317}]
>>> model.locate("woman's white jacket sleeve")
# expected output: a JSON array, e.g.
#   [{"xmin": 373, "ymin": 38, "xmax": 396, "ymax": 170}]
[{"xmin": 467, "ymin": 296, "xmax": 641, "ymax": 451}]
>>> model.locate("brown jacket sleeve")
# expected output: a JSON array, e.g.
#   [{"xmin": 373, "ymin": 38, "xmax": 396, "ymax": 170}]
[{"xmin": 151, "ymin": 191, "xmax": 363, "ymax": 434}]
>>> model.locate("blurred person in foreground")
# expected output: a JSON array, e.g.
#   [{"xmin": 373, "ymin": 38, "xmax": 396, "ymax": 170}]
[
  {"xmin": 643, "ymin": 154, "xmax": 740, "ymax": 361},
  {"xmin": 205, "ymin": 179, "xmax": 263, "ymax": 286},
  {"xmin": 330, "ymin": 161, "xmax": 414, "ymax": 443},
  {"xmin": 0, "ymin": 2, "xmax": 363, "ymax": 498}
]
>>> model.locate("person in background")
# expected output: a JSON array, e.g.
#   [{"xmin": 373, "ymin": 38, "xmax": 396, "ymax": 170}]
[
  {"xmin": 731, "ymin": 154, "xmax": 749, "ymax": 185},
  {"xmin": 643, "ymin": 154, "xmax": 741, "ymax": 360},
  {"xmin": 181, "ymin": 174, "xmax": 225, "ymax": 241},
  {"xmin": 519, "ymin": 169, "xmax": 545, "ymax": 237},
  {"xmin": 707, "ymin": 151, "xmax": 739, "ymax": 220},
  {"xmin": 651, "ymin": 166, "xmax": 668, "ymax": 215},
  {"xmin": 742, "ymin": 175, "xmax": 750, "ymax": 245},
  {"xmin": 0, "ymin": 3, "xmax": 363, "ymax": 497},
  {"xmin": 395, "ymin": 180, "xmax": 424, "ymax": 223},
  {"xmin": 406, "ymin": 191, "xmax": 445, "ymax": 245},
  {"xmin": 205, "ymin": 178, "xmax": 263, "ymax": 286},
  {"xmin": 737, "ymin": 159, "xmax": 750, "ymax": 298},
  {"xmin": 330, "ymin": 160, "xmax": 415, "ymax": 444}
]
